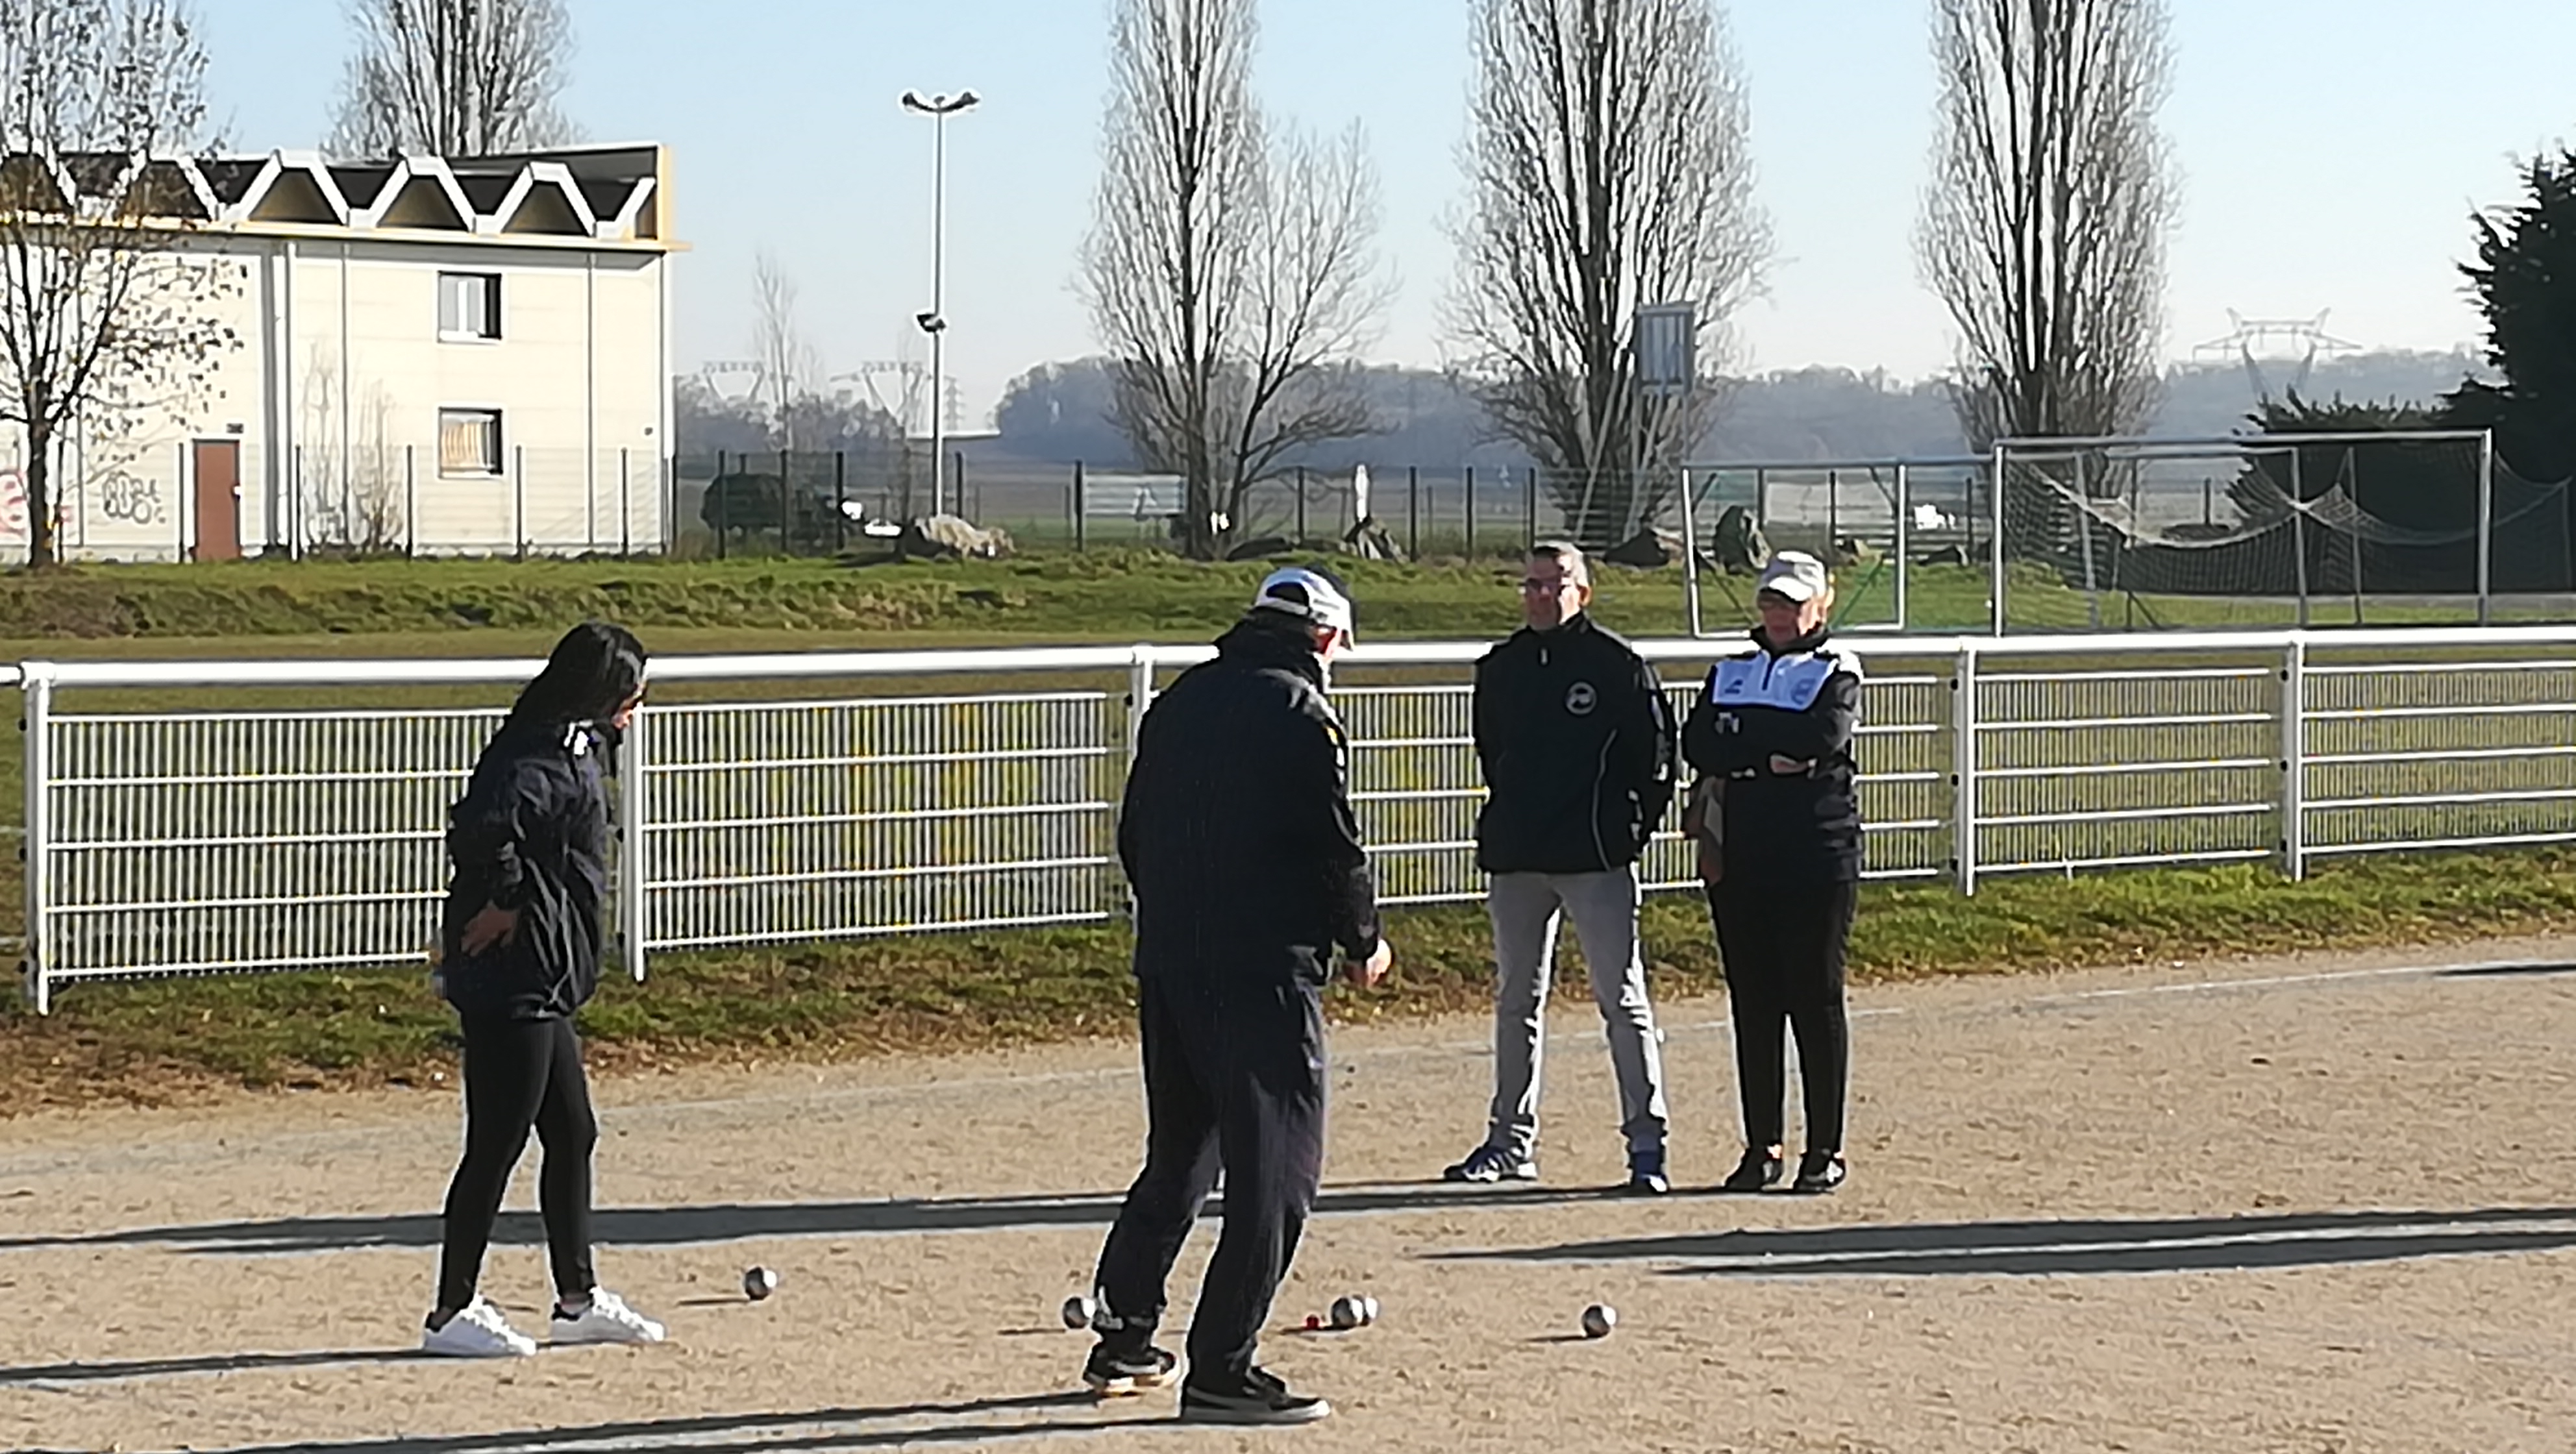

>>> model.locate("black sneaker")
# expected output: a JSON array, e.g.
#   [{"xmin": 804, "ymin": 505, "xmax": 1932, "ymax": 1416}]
[
  {"xmin": 1083, "ymin": 1340, "xmax": 1178, "ymax": 1397},
  {"xmin": 1720, "ymin": 1146, "xmax": 1784, "ymax": 1192},
  {"xmin": 1791, "ymin": 1150, "xmax": 1847, "ymax": 1194},
  {"xmin": 1180, "ymin": 1364, "xmax": 1331, "ymax": 1425},
  {"xmin": 1622, "ymin": 1148, "xmax": 1670, "ymax": 1196},
  {"xmin": 1443, "ymin": 1143, "xmax": 1537, "ymax": 1183}
]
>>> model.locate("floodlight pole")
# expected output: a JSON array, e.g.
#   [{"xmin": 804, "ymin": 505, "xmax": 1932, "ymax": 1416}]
[{"xmin": 903, "ymin": 88, "xmax": 979, "ymax": 519}]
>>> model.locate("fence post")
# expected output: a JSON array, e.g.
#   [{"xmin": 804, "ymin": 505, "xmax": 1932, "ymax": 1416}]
[
  {"xmin": 2477, "ymin": 432, "xmax": 2495, "ymax": 626},
  {"xmin": 20, "ymin": 663, "xmax": 52, "ymax": 1014},
  {"xmin": 1126, "ymin": 644, "xmax": 1157, "ymax": 769},
  {"xmin": 1407, "ymin": 466, "xmax": 1418, "ymax": 560},
  {"xmin": 1893, "ymin": 462, "xmax": 1911, "ymax": 631},
  {"xmin": 621, "ymin": 699, "xmax": 650, "ymax": 983},
  {"xmin": 715, "ymin": 450, "xmax": 729, "ymax": 560},
  {"xmin": 1296, "ymin": 467, "xmax": 1308, "ymax": 542},
  {"xmin": 1987, "ymin": 442, "xmax": 2007, "ymax": 634},
  {"xmin": 1465, "ymin": 465, "xmax": 1477, "ymax": 558},
  {"xmin": 1951, "ymin": 645, "xmax": 1978, "ymax": 896},
  {"xmin": 1679, "ymin": 468, "xmax": 1705, "ymax": 637},
  {"xmin": 834, "ymin": 450, "xmax": 847, "ymax": 554},
  {"xmin": 778, "ymin": 448, "xmax": 792, "ymax": 553},
  {"xmin": 1072, "ymin": 462, "xmax": 1087, "ymax": 551},
  {"xmin": 404, "ymin": 445, "xmax": 417, "ymax": 556},
  {"xmin": 619, "ymin": 448, "xmax": 632, "ymax": 558},
  {"xmin": 513, "ymin": 445, "xmax": 526, "ymax": 560},
  {"xmin": 2290, "ymin": 448, "xmax": 2309, "ymax": 629},
  {"xmin": 2279, "ymin": 637, "xmax": 2306, "ymax": 881},
  {"xmin": 1524, "ymin": 466, "xmax": 1537, "ymax": 551}
]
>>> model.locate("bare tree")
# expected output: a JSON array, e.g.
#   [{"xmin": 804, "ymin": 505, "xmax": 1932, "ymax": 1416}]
[
  {"xmin": 1080, "ymin": 0, "xmax": 1387, "ymax": 560},
  {"xmin": 1447, "ymin": 0, "xmax": 1766, "ymax": 547},
  {"xmin": 749, "ymin": 250, "xmax": 815, "ymax": 451},
  {"xmin": 0, "ymin": 0, "xmax": 237, "ymax": 567},
  {"xmin": 330, "ymin": 0, "xmax": 579, "ymax": 156},
  {"xmin": 1917, "ymin": 0, "xmax": 2174, "ymax": 449}
]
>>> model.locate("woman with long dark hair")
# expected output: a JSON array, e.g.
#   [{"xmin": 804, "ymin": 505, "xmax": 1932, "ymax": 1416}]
[{"xmin": 423, "ymin": 621, "xmax": 663, "ymax": 1357}]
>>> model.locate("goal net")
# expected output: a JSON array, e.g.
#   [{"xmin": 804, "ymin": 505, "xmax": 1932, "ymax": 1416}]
[{"xmin": 1993, "ymin": 432, "xmax": 2573, "ymax": 630}]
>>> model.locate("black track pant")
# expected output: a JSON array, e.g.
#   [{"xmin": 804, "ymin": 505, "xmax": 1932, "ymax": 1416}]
[
  {"xmin": 1094, "ymin": 972, "xmax": 1326, "ymax": 1382},
  {"xmin": 1708, "ymin": 878, "xmax": 1857, "ymax": 1154},
  {"xmin": 436, "ymin": 1015, "xmax": 599, "ymax": 1312}
]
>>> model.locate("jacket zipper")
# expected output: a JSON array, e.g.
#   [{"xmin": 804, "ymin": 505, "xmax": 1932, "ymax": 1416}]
[{"xmin": 1589, "ymin": 734, "xmax": 1615, "ymax": 869}]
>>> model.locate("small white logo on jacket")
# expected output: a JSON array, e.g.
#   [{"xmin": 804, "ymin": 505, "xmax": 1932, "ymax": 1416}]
[{"xmin": 1564, "ymin": 681, "xmax": 1597, "ymax": 716}]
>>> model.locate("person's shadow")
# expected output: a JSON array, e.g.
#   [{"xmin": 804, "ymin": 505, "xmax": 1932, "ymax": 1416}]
[
  {"xmin": 0, "ymin": 1177, "xmax": 1648, "ymax": 1257},
  {"xmin": 11, "ymin": 1391, "xmax": 1162, "ymax": 1454},
  {"xmin": 1441, "ymin": 1204, "xmax": 2576, "ymax": 1278}
]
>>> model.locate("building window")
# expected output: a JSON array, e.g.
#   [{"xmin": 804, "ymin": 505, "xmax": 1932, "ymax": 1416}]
[
  {"xmin": 440, "ymin": 409, "xmax": 502, "ymax": 475},
  {"xmin": 438, "ymin": 272, "xmax": 500, "ymax": 340}
]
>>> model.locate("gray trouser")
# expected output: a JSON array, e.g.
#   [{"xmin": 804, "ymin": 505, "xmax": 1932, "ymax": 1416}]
[{"xmin": 1483, "ymin": 867, "xmax": 1670, "ymax": 1161}]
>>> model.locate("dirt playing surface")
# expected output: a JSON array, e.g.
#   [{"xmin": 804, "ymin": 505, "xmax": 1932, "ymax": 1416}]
[{"xmin": 3, "ymin": 937, "xmax": 2573, "ymax": 1454}]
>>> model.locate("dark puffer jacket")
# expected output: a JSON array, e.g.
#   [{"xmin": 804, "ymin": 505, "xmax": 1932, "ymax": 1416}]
[{"xmin": 437, "ymin": 719, "xmax": 614, "ymax": 1021}]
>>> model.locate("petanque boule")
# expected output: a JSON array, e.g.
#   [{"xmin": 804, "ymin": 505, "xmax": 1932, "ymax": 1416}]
[
  {"xmin": 1329, "ymin": 1294, "xmax": 1365, "ymax": 1330},
  {"xmin": 741, "ymin": 1266, "xmax": 779, "ymax": 1301},
  {"xmin": 1061, "ymin": 1293, "xmax": 1097, "ymax": 1331},
  {"xmin": 1581, "ymin": 1303, "xmax": 1616, "ymax": 1338}
]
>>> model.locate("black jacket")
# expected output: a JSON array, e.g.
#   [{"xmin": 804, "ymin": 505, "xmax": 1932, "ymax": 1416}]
[
  {"xmin": 1473, "ymin": 612, "xmax": 1679, "ymax": 874},
  {"xmin": 1680, "ymin": 626, "xmax": 1865, "ymax": 884},
  {"xmin": 1119, "ymin": 612, "xmax": 1382, "ymax": 989},
  {"xmin": 437, "ymin": 719, "xmax": 614, "ymax": 1021}
]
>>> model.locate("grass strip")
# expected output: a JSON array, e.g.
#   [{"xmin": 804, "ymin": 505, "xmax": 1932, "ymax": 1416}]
[{"xmin": 4, "ymin": 848, "xmax": 2568, "ymax": 1110}]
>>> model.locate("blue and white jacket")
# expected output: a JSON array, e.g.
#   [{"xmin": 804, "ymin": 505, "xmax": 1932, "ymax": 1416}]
[{"xmin": 1681, "ymin": 627, "xmax": 1865, "ymax": 883}]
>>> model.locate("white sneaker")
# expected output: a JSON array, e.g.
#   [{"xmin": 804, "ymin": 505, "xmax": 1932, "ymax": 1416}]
[
  {"xmin": 550, "ymin": 1288, "xmax": 666, "ymax": 1346},
  {"xmin": 422, "ymin": 1296, "xmax": 538, "ymax": 1358}
]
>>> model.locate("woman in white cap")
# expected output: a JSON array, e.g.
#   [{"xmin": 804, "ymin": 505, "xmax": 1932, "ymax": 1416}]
[{"xmin": 1679, "ymin": 550, "xmax": 1864, "ymax": 1194}]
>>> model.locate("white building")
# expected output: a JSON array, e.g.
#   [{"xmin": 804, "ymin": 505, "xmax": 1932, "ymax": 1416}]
[{"xmin": 0, "ymin": 143, "xmax": 675, "ymax": 562}]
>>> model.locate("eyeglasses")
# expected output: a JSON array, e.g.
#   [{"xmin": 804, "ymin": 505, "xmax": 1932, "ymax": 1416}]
[{"xmin": 1520, "ymin": 578, "xmax": 1576, "ymax": 594}]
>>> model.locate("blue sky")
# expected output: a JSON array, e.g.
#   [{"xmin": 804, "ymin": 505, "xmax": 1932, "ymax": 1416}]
[{"xmin": 203, "ymin": 1, "xmax": 2576, "ymax": 428}]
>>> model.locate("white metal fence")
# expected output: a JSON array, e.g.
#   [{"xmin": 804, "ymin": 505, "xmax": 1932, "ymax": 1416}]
[{"xmin": 16, "ymin": 628, "xmax": 2576, "ymax": 1011}]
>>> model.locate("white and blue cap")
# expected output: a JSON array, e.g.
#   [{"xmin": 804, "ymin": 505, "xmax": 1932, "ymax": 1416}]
[
  {"xmin": 1756, "ymin": 550, "xmax": 1830, "ymax": 603},
  {"xmin": 1251, "ymin": 565, "xmax": 1357, "ymax": 642}
]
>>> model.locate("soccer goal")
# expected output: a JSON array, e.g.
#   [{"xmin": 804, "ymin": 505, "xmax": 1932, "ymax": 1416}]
[
  {"xmin": 1676, "ymin": 456, "xmax": 1992, "ymax": 637},
  {"xmin": 1990, "ymin": 430, "xmax": 2573, "ymax": 632}
]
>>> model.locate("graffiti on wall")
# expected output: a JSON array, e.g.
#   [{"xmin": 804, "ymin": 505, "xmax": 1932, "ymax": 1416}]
[
  {"xmin": 0, "ymin": 466, "xmax": 25, "ymax": 551},
  {"xmin": 98, "ymin": 470, "xmax": 166, "ymax": 525}
]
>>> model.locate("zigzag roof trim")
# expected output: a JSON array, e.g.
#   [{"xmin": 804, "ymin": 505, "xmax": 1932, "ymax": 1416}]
[{"xmin": 0, "ymin": 145, "xmax": 664, "ymax": 243}]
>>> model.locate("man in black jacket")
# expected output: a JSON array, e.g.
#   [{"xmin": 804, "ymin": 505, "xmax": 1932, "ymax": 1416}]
[
  {"xmin": 1084, "ymin": 565, "xmax": 1391, "ymax": 1426},
  {"xmin": 1444, "ymin": 543, "xmax": 1678, "ymax": 1194}
]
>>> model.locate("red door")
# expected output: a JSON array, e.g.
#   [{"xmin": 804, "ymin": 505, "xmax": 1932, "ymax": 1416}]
[{"xmin": 192, "ymin": 441, "xmax": 240, "ymax": 561}]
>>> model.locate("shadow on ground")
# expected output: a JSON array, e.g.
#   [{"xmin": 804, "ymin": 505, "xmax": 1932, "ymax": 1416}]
[
  {"xmin": 0, "ymin": 1348, "xmax": 421, "ymax": 1385},
  {"xmin": 0, "ymin": 1178, "xmax": 1664, "ymax": 1256},
  {"xmin": 1439, "ymin": 1205, "xmax": 2576, "ymax": 1277},
  {"xmin": 2434, "ymin": 960, "xmax": 2576, "ymax": 979},
  {"xmin": 18, "ymin": 1392, "xmax": 1160, "ymax": 1454}
]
